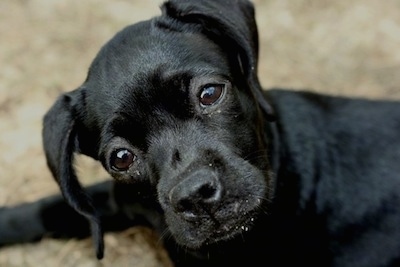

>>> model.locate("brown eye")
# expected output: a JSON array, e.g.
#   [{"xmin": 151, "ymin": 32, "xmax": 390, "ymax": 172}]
[
  {"xmin": 110, "ymin": 149, "xmax": 135, "ymax": 171},
  {"xmin": 199, "ymin": 84, "xmax": 224, "ymax": 106}
]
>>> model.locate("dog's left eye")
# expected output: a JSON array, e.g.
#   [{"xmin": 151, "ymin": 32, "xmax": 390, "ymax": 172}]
[
  {"xmin": 110, "ymin": 148, "xmax": 135, "ymax": 171},
  {"xmin": 199, "ymin": 84, "xmax": 224, "ymax": 106}
]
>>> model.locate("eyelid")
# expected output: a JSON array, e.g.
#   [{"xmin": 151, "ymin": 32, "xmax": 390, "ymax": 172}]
[
  {"xmin": 199, "ymin": 83, "xmax": 225, "ymax": 107},
  {"xmin": 101, "ymin": 137, "xmax": 148, "ymax": 183},
  {"xmin": 110, "ymin": 148, "xmax": 136, "ymax": 172},
  {"xmin": 189, "ymin": 76, "xmax": 231, "ymax": 114},
  {"xmin": 100, "ymin": 136, "xmax": 134, "ymax": 170}
]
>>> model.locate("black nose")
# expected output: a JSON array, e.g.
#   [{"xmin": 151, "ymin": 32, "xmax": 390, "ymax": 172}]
[{"xmin": 169, "ymin": 168, "xmax": 222, "ymax": 219}]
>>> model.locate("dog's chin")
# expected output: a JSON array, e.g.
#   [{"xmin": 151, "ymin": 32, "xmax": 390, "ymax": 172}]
[{"xmin": 165, "ymin": 205, "xmax": 261, "ymax": 250}]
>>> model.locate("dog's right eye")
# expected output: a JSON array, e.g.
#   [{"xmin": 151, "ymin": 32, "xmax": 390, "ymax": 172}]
[{"xmin": 110, "ymin": 148, "xmax": 136, "ymax": 171}]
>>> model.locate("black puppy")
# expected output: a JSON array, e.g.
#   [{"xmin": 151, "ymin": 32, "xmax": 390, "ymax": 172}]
[{"xmin": 1, "ymin": 0, "xmax": 400, "ymax": 266}]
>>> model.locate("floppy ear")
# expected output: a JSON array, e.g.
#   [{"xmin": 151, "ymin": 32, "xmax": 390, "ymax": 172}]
[
  {"xmin": 161, "ymin": 0, "xmax": 275, "ymax": 120},
  {"xmin": 42, "ymin": 89, "xmax": 104, "ymax": 259}
]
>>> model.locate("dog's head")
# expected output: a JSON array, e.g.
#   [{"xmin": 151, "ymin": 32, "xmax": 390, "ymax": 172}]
[{"xmin": 42, "ymin": 0, "xmax": 275, "ymax": 258}]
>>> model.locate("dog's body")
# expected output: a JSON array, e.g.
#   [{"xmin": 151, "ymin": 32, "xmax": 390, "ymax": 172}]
[{"xmin": 1, "ymin": 0, "xmax": 400, "ymax": 266}]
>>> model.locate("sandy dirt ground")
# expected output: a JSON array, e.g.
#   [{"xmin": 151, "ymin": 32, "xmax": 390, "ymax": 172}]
[{"xmin": 0, "ymin": 0, "xmax": 399, "ymax": 266}]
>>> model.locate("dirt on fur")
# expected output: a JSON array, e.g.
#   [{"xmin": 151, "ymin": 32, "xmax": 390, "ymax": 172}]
[{"xmin": 0, "ymin": 0, "xmax": 399, "ymax": 266}]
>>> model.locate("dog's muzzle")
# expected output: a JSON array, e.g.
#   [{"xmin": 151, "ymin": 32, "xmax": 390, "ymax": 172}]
[{"xmin": 148, "ymin": 124, "xmax": 268, "ymax": 248}]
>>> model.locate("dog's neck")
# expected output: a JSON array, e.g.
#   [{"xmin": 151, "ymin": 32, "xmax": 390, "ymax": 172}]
[
  {"xmin": 263, "ymin": 116, "xmax": 311, "ymax": 215},
  {"xmin": 264, "ymin": 120, "xmax": 281, "ymax": 176}
]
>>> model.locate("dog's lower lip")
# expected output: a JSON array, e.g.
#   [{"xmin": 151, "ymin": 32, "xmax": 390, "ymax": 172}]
[
  {"xmin": 220, "ymin": 218, "xmax": 252, "ymax": 233},
  {"xmin": 204, "ymin": 214, "xmax": 256, "ymax": 244},
  {"xmin": 175, "ymin": 209, "xmax": 258, "ymax": 249}
]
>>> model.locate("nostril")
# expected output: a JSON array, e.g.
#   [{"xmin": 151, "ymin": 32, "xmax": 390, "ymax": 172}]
[
  {"xmin": 198, "ymin": 182, "xmax": 220, "ymax": 203},
  {"xmin": 176, "ymin": 198, "xmax": 194, "ymax": 214},
  {"xmin": 171, "ymin": 149, "xmax": 181, "ymax": 167}
]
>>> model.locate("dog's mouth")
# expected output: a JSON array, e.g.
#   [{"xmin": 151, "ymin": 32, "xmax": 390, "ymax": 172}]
[
  {"xmin": 157, "ymin": 158, "xmax": 270, "ymax": 249},
  {"xmin": 204, "ymin": 208, "xmax": 259, "ymax": 244},
  {"xmin": 164, "ymin": 195, "xmax": 265, "ymax": 249}
]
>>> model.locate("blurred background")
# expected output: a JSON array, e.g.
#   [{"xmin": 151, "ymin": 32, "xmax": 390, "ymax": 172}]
[{"xmin": 0, "ymin": 0, "xmax": 399, "ymax": 266}]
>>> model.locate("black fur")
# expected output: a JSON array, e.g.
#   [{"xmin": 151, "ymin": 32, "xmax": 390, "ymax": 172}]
[{"xmin": 1, "ymin": 1, "xmax": 400, "ymax": 266}]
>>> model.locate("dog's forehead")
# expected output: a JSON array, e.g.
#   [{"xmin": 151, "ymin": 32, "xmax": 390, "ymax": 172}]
[
  {"xmin": 87, "ymin": 20, "xmax": 228, "ymax": 91},
  {"xmin": 83, "ymin": 19, "xmax": 232, "ymax": 136}
]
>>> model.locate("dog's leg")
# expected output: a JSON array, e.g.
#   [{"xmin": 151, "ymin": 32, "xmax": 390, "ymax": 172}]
[{"xmin": 0, "ymin": 180, "xmax": 160, "ymax": 247}]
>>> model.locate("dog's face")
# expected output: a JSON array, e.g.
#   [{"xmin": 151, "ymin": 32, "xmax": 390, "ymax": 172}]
[
  {"xmin": 42, "ymin": 0, "xmax": 274, "ymax": 257},
  {"xmin": 93, "ymin": 25, "xmax": 270, "ymax": 247}
]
